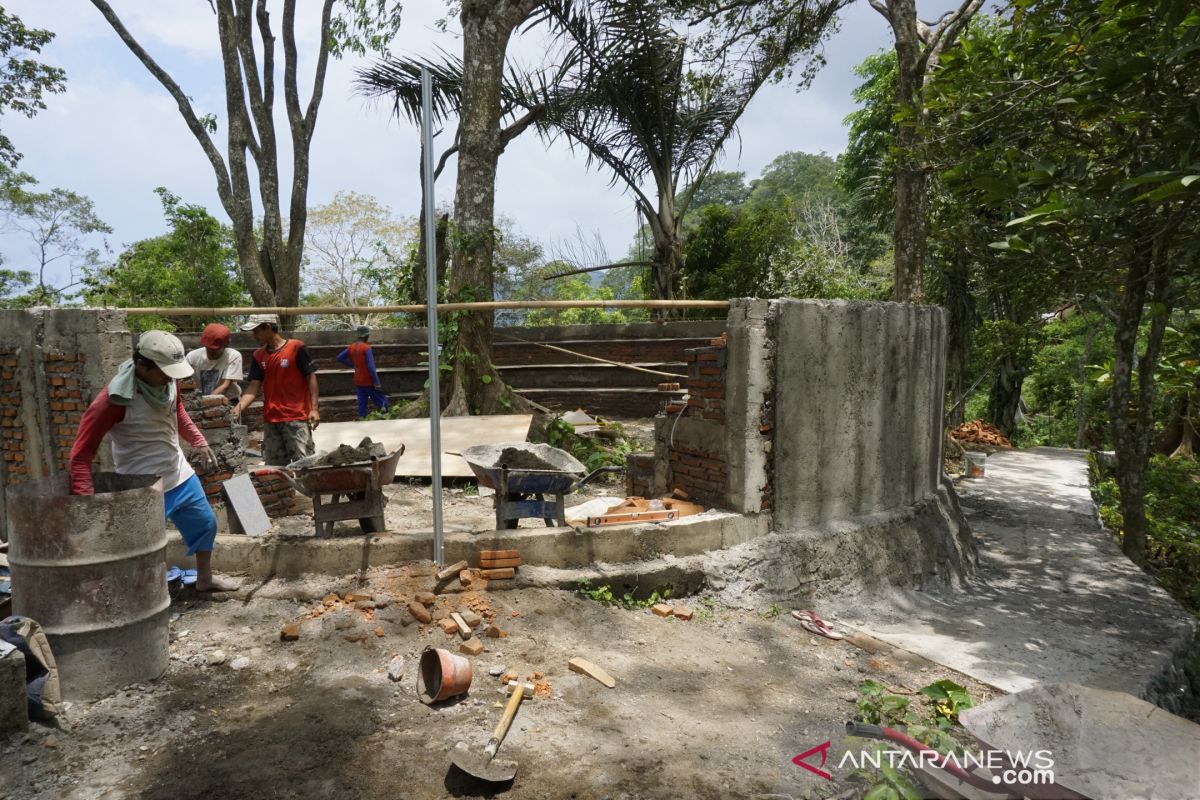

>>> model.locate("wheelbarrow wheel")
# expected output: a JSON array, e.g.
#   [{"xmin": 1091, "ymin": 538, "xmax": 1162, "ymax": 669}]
[{"xmin": 359, "ymin": 516, "xmax": 385, "ymax": 534}]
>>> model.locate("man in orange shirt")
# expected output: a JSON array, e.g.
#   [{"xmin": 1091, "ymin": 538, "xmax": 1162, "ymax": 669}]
[
  {"xmin": 233, "ymin": 314, "xmax": 320, "ymax": 466},
  {"xmin": 336, "ymin": 325, "xmax": 389, "ymax": 418}
]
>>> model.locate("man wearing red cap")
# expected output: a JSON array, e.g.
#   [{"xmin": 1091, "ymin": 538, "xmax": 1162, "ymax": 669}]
[{"xmin": 186, "ymin": 322, "xmax": 243, "ymax": 400}]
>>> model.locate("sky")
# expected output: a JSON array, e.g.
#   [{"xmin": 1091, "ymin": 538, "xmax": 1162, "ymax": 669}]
[{"xmin": 0, "ymin": 0, "xmax": 903, "ymax": 290}]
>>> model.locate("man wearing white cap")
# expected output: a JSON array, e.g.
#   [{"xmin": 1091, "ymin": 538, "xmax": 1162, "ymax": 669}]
[
  {"xmin": 233, "ymin": 313, "xmax": 320, "ymax": 465},
  {"xmin": 69, "ymin": 330, "xmax": 240, "ymax": 592}
]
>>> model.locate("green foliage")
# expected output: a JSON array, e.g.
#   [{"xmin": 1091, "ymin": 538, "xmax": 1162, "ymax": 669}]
[
  {"xmin": 1092, "ymin": 454, "xmax": 1200, "ymax": 612},
  {"xmin": 0, "ymin": 174, "xmax": 110, "ymax": 307},
  {"xmin": 544, "ymin": 414, "xmax": 633, "ymax": 472},
  {"xmin": 851, "ymin": 678, "xmax": 977, "ymax": 800},
  {"xmin": 574, "ymin": 580, "xmax": 671, "ymax": 610},
  {"xmin": 0, "ymin": 8, "xmax": 66, "ymax": 169},
  {"xmin": 1019, "ymin": 313, "xmax": 1115, "ymax": 448},
  {"xmin": 83, "ymin": 188, "xmax": 243, "ymax": 332}
]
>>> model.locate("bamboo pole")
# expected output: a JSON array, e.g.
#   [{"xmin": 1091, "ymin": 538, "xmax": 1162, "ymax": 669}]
[
  {"xmin": 120, "ymin": 299, "xmax": 731, "ymax": 316},
  {"xmin": 497, "ymin": 335, "xmax": 683, "ymax": 378}
]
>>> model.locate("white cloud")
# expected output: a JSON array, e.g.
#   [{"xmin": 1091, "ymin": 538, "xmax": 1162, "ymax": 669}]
[{"xmin": 2, "ymin": 0, "xmax": 901, "ymax": 292}]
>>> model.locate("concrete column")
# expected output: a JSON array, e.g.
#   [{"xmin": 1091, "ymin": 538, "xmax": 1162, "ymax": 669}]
[
  {"xmin": 723, "ymin": 299, "xmax": 772, "ymax": 514},
  {"xmin": 0, "ymin": 308, "xmax": 130, "ymax": 541},
  {"xmin": 772, "ymin": 300, "xmax": 947, "ymax": 529}
]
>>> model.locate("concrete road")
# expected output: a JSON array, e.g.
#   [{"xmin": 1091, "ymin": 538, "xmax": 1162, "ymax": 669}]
[{"xmin": 830, "ymin": 447, "xmax": 1196, "ymax": 701}]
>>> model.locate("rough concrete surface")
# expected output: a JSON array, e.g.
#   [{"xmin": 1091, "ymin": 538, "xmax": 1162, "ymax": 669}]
[
  {"xmin": 0, "ymin": 572, "xmax": 998, "ymax": 800},
  {"xmin": 824, "ymin": 448, "xmax": 1198, "ymax": 715},
  {"xmin": 772, "ymin": 300, "xmax": 946, "ymax": 527}
]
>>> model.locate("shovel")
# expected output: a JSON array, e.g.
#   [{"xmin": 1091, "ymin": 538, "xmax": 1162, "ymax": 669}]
[{"xmin": 450, "ymin": 679, "xmax": 533, "ymax": 783}]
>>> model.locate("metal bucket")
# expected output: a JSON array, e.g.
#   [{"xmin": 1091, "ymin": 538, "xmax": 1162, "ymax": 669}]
[
  {"xmin": 965, "ymin": 452, "xmax": 987, "ymax": 478},
  {"xmin": 5, "ymin": 473, "xmax": 170, "ymax": 701},
  {"xmin": 417, "ymin": 646, "xmax": 473, "ymax": 705}
]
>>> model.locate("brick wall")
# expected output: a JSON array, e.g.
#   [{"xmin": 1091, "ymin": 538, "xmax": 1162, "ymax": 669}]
[
  {"xmin": 663, "ymin": 335, "xmax": 730, "ymax": 507},
  {"xmin": 0, "ymin": 349, "xmax": 25, "ymax": 482},
  {"xmin": 181, "ymin": 392, "xmax": 246, "ymax": 508},
  {"xmin": 250, "ymin": 472, "xmax": 297, "ymax": 517},
  {"xmin": 44, "ymin": 353, "xmax": 88, "ymax": 472}
]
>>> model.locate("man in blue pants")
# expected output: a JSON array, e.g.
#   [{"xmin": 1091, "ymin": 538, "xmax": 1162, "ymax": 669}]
[{"xmin": 337, "ymin": 326, "xmax": 390, "ymax": 418}]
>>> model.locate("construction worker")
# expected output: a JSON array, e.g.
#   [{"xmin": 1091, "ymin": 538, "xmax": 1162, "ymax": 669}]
[
  {"xmin": 336, "ymin": 325, "xmax": 390, "ymax": 418},
  {"xmin": 69, "ymin": 330, "xmax": 240, "ymax": 592},
  {"xmin": 233, "ymin": 314, "xmax": 319, "ymax": 466},
  {"xmin": 185, "ymin": 322, "xmax": 243, "ymax": 400}
]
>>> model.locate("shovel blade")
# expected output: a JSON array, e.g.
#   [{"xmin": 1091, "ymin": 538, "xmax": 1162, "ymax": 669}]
[{"xmin": 450, "ymin": 741, "xmax": 518, "ymax": 784}]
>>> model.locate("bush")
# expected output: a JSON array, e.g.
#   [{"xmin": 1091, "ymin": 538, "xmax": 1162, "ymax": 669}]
[{"xmin": 1091, "ymin": 454, "xmax": 1200, "ymax": 612}]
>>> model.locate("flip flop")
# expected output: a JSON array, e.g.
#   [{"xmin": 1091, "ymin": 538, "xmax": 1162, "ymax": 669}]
[{"xmin": 792, "ymin": 609, "xmax": 845, "ymax": 640}]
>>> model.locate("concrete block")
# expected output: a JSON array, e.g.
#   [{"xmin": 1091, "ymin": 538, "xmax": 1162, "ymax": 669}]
[{"xmin": 0, "ymin": 647, "xmax": 28, "ymax": 734}]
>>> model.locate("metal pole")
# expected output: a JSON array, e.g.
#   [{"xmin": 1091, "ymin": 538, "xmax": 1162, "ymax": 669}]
[{"xmin": 420, "ymin": 67, "xmax": 445, "ymax": 566}]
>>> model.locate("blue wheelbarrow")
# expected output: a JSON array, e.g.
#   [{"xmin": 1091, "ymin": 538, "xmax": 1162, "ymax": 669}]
[{"xmin": 457, "ymin": 443, "xmax": 621, "ymax": 529}]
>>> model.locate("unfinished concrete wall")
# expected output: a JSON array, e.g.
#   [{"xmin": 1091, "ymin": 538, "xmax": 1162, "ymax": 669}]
[
  {"xmin": 771, "ymin": 299, "xmax": 946, "ymax": 528},
  {"xmin": 0, "ymin": 309, "xmax": 131, "ymax": 541}
]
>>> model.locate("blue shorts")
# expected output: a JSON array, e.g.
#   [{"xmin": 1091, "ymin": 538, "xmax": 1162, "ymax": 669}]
[{"xmin": 164, "ymin": 474, "xmax": 218, "ymax": 555}]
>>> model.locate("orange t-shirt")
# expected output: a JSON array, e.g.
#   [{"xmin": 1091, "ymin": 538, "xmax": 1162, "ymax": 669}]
[{"xmin": 248, "ymin": 339, "xmax": 315, "ymax": 423}]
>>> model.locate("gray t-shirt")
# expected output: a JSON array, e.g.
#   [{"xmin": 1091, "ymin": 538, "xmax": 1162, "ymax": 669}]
[{"xmin": 186, "ymin": 347, "xmax": 244, "ymax": 397}]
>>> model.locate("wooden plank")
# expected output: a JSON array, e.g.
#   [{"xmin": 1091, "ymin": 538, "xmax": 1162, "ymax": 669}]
[
  {"xmin": 479, "ymin": 557, "xmax": 522, "ymax": 569},
  {"xmin": 435, "ymin": 559, "xmax": 470, "ymax": 581},
  {"xmin": 586, "ymin": 509, "xmax": 678, "ymax": 527},
  {"xmin": 312, "ymin": 415, "xmax": 533, "ymax": 478},
  {"xmin": 568, "ymin": 657, "xmax": 616, "ymax": 688},
  {"xmin": 449, "ymin": 612, "xmax": 472, "ymax": 639},
  {"xmin": 481, "ymin": 567, "xmax": 515, "ymax": 580}
]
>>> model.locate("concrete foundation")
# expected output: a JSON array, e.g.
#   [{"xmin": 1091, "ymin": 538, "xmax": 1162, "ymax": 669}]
[
  {"xmin": 0, "ymin": 647, "xmax": 27, "ymax": 735},
  {"xmin": 170, "ymin": 511, "xmax": 772, "ymax": 581}
]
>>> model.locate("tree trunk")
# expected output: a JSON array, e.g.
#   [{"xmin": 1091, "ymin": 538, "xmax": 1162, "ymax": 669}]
[
  {"xmin": 1108, "ymin": 230, "xmax": 1177, "ymax": 566},
  {"xmin": 1074, "ymin": 323, "xmax": 1098, "ymax": 449},
  {"xmin": 443, "ymin": 0, "xmax": 541, "ymax": 416},
  {"xmin": 889, "ymin": 2, "xmax": 928, "ymax": 303},
  {"xmin": 987, "ymin": 356, "xmax": 1024, "ymax": 440},
  {"xmin": 943, "ymin": 250, "xmax": 972, "ymax": 428},
  {"xmin": 647, "ymin": 191, "xmax": 683, "ymax": 320}
]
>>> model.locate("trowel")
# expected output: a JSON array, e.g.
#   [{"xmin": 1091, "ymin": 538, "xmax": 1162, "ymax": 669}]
[{"xmin": 449, "ymin": 679, "xmax": 534, "ymax": 783}]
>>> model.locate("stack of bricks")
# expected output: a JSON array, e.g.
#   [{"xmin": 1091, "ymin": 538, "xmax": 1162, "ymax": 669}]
[
  {"xmin": 184, "ymin": 393, "xmax": 245, "ymax": 507},
  {"xmin": 666, "ymin": 334, "xmax": 729, "ymax": 505},
  {"xmin": 250, "ymin": 471, "xmax": 297, "ymax": 517},
  {"xmin": 44, "ymin": 353, "xmax": 87, "ymax": 472},
  {"xmin": 0, "ymin": 349, "xmax": 25, "ymax": 481}
]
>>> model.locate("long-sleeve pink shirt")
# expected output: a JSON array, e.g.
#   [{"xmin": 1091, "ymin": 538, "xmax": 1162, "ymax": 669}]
[{"xmin": 69, "ymin": 386, "xmax": 208, "ymax": 495}]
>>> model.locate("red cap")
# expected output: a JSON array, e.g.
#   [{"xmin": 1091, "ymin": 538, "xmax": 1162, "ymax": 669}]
[{"xmin": 199, "ymin": 323, "xmax": 231, "ymax": 349}]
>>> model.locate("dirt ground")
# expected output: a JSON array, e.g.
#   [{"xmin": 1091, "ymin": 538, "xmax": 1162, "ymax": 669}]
[
  {"xmin": 1, "ymin": 417, "xmax": 1001, "ymax": 799},
  {"xmin": 0, "ymin": 567, "xmax": 998, "ymax": 800}
]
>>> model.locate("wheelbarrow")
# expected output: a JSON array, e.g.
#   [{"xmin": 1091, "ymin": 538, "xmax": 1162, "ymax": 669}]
[
  {"xmin": 458, "ymin": 443, "xmax": 621, "ymax": 529},
  {"xmin": 255, "ymin": 446, "xmax": 404, "ymax": 537},
  {"xmin": 846, "ymin": 682, "xmax": 1200, "ymax": 800}
]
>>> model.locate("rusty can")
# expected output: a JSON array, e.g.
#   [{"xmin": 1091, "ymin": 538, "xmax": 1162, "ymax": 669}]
[{"xmin": 5, "ymin": 473, "xmax": 169, "ymax": 701}]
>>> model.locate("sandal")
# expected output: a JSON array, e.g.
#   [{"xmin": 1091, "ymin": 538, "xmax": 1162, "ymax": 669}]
[{"xmin": 792, "ymin": 609, "xmax": 845, "ymax": 640}]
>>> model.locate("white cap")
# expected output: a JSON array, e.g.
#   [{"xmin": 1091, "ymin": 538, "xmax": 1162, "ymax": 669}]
[
  {"xmin": 240, "ymin": 313, "xmax": 279, "ymax": 332},
  {"xmin": 136, "ymin": 330, "xmax": 193, "ymax": 379}
]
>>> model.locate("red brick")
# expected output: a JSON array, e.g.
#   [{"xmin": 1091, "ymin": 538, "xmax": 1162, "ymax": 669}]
[
  {"xmin": 407, "ymin": 601, "xmax": 432, "ymax": 624},
  {"xmin": 697, "ymin": 352, "xmax": 718, "ymax": 362}
]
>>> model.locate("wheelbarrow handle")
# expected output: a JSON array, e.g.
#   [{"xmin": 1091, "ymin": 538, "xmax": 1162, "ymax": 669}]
[
  {"xmin": 577, "ymin": 465, "xmax": 623, "ymax": 488},
  {"xmin": 252, "ymin": 467, "xmax": 309, "ymax": 496}
]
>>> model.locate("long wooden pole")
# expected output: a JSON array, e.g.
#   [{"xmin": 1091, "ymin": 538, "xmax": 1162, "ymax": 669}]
[{"xmin": 121, "ymin": 299, "xmax": 730, "ymax": 316}]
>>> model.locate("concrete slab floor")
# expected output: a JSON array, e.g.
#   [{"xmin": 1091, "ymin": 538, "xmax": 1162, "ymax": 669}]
[{"xmin": 825, "ymin": 448, "xmax": 1197, "ymax": 706}]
